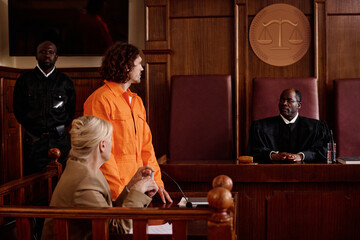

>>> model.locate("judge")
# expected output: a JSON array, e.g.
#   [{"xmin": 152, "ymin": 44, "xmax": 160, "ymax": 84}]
[{"xmin": 247, "ymin": 88, "xmax": 329, "ymax": 163}]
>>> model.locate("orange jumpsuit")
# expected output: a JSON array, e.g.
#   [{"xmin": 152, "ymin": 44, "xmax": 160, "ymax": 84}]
[{"xmin": 84, "ymin": 80, "xmax": 164, "ymax": 199}]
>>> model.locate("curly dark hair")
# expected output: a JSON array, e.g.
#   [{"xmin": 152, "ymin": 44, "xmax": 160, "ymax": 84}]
[{"xmin": 99, "ymin": 42, "xmax": 140, "ymax": 83}]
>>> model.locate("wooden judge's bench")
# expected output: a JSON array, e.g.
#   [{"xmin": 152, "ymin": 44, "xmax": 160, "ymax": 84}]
[{"xmin": 160, "ymin": 161, "xmax": 360, "ymax": 240}]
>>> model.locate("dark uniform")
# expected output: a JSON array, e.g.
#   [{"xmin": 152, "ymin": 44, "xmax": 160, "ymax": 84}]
[{"xmin": 13, "ymin": 67, "xmax": 76, "ymax": 175}]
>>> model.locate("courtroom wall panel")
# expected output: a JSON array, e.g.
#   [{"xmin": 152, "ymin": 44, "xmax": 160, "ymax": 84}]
[
  {"xmin": 0, "ymin": 67, "xmax": 22, "ymax": 184},
  {"xmin": 61, "ymin": 68, "xmax": 103, "ymax": 118},
  {"xmin": 170, "ymin": 18, "xmax": 234, "ymax": 76},
  {"xmin": 170, "ymin": 0, "xmax": 233, "ymax": 17},
  {"xmin": 327, "ymin": 14, "xmax": 360, "ymax": 128},
  {"xmin": 146, "ymin": 61, "xmax": 170, "ymax": 158}
]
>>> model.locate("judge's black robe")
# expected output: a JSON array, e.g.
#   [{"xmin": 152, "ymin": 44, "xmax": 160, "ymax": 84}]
[{"xmin": 247, "ymin": 115, "xmax": 330, "ymax": 163}]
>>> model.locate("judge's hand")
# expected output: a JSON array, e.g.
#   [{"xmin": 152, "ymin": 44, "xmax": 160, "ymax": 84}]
[
  {"xmin": 157, "ymin": 186, "xmax": 173, "ymax": 203},
  {"xmin": 285, "ymin": 153, "xmax": 302, "ymax": 162},
  {"xmin": 271, "ymin": 152, "xmax": 302, "ymax": 162},
  {"xmin": 127, "ymin": 165, "xmax": 155, "ymax": 189},
  {"xmin": 271, "ymin": 152, "xmax": 288, "ymax": 161}
]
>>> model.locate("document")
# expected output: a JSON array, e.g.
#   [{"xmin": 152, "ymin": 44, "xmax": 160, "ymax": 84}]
[
  {"xmin": 178, "ymin": 197, "xmax": 209, "ymax": 207},
  {"xmin": 129, "ymin": 222, "xmax": 173, "ymax": 235}
]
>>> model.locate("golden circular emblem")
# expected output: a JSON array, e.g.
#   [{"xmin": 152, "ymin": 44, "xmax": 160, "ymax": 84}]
[{"xmin": 249, "ymin": 4, "xmax": 311, "ymax": 66}]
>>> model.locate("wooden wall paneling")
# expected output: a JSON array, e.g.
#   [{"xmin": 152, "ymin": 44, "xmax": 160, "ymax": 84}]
[
  {"xmin": 144, "ymin": 53, "xmax": 170, "ymax": 159},
  {"xmin": 145, "ymin": 0, "xmax": 169, "ymax": 50},
  {"xmin": 327, "ymin": 0, "xmax": 360, "ymax": 14},
  {"xmin": 247, "ymin": 0, "xmax": 313, "ymax": 15},
  {"xmin": 327, "ymin": 15, "xmax": 360, "ymax": 129},
  {"xmin": 1, "ymin": 76, "xmax": 22, "ymax": 183},
  {"xmin": 145, "ymin": 0, "xmax": 171, "ymax": 158},
  {"xmin": 314, "ymin": 0, "xmax": 327, "ymax": 121},
  {"xmin": 327, "ymin": 15, "xmax": 360, "ymax": 81},
  {"xmin": 170, "ymin": 17, "xmax": 234, "ymax": 76},
  {"xmin": 235, "ymin": 0, "xmax": 248, "ymax": 157},
  {"xmin": 1, "ymin": 68, "xmax": 23, "ymax": 184},
  {"xmin": 0, "ymin": 77, "xmax": 4, "ymax": 183},
  {"xmin": 0, "ymin": 77, "xmax": 3, "ymax": 183},
  {"xmin": 61, "ymin": 68, "xmax": 103, "ymax": 118},
  {"xmin": 170, "ymin": 0, "xmax": 233, "ymax": 17}
]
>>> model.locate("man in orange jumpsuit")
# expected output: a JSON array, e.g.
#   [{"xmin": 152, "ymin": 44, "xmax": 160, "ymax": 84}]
[{"xmin": 84, "ymin": 42, "xmax": 172, "ymax": 203}]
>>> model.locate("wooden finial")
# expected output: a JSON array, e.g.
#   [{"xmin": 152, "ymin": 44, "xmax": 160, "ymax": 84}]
[
  {"xmin": 207, "ymin": 186, "xmax": 233, "ymax": 223},
  {"xmin": 46, "ymin": 148, "xmax": 62, "ymax": 179},
  {"xmin": 48, "ymin": 148, "xmax": 61, "ymax": 162},
  {"xmin": 212, "ymin": 175, "xmax": 233, "ymax": 191}
]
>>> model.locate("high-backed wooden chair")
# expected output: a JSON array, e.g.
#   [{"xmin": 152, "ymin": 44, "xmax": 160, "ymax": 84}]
[
  {"xmin": 168, "ymin": 75, "xmax": 234, "ymax": 162},
  {"xmin": 252, "ymin": 77, "xmax": 319, "ymax": 121},
  {"xmin": 334, "ymin": 78, "xmax": 360, "ymax": 157}
]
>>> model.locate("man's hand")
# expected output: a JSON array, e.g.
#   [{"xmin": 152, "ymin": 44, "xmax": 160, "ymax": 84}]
[
  {"xmin": 286, "ymin": 153, "xmax": 302, "ymax": 162},
  {"xmin": 157, "ymin": 186, "xmax": 173, "ymax": 203},
  {"xmin": 271, "ymin": 152, "xmax": 288, "ymax": 161},
  {"xmin": 271, "ymin": 152, "xmax": 302, "ymax": 162}
]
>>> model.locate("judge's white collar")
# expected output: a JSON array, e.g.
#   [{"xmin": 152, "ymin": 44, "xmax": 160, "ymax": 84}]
[{"xmin": 280, "ymin": 113, "xmax": 298, "ymax": 124}]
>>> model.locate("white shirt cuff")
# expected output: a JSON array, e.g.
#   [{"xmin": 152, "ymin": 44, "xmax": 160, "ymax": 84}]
[{"xmin": 270, "ymin": 151, "xmax": 279, "ymax": 160}]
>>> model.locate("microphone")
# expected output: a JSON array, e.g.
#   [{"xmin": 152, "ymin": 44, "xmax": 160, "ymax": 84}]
[{"xmin": 161, "ymin": 171, "xmax": 193, "ymax": 208}]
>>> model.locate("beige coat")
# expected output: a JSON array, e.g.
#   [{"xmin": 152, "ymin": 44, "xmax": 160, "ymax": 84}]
[{"xmin": 41, "ymin": 160, "xmax": 151, "ymax": 240}]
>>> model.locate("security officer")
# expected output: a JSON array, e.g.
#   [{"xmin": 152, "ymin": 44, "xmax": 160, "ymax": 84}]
[{"xmin": 13, "ymin": 40, "xmax": 76, "ymax": 175}]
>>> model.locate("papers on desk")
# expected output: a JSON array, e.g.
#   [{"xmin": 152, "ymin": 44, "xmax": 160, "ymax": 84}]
[
  {"xmin": 178, "ymin": 197, "xmax": 209, "ymax": 207},
  {"xmin": 129, "ymin": 222, "xmax": 173, "ymax": 235}
]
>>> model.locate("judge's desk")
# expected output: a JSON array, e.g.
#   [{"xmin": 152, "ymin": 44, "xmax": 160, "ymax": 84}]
[{"xmin": 160, "ymin": 159, "xmax": 360, "ymax": 240}]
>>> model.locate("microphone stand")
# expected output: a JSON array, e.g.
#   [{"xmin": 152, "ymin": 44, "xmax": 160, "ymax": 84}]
[{"xmin": 161, "ymin": 171, "xmax": 193, "ymax": 208}]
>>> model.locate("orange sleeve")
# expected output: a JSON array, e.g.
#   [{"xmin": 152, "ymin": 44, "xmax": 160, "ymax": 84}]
[
  {"xmin": 84, "ymin": 97, "xmax": 123, "ymax": 199},
  {"xmin": 140, "ymin": 105, "xmax": 164, "ymax": 188}
]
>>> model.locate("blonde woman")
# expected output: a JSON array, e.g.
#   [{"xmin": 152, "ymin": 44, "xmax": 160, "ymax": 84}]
[{"xmin": 42, "ymin": 115, "xmax": 158, "ymax": 239}]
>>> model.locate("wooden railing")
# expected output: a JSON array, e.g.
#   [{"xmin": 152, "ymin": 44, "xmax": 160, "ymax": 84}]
[
  {"xmin": 0, "ymin": 148, "xmax": 62, "ymax": 226},
  {"xmin": 0, "ymin": 148, "xmax": 236, "ymax": 240},
  {"xmin": 0, "ymin": 204, "xmax": 234, "ymax": 240}
]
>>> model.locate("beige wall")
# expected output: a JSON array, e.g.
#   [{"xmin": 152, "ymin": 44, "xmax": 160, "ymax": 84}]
[{"xmin": 0, "ymin": 0, "xmax": 145, "ymax": 68}]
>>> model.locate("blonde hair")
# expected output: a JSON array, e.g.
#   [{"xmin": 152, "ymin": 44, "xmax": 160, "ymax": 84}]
[{"xmin": 69, "ymin": 115, "xmax": 113, "ymax": 162}]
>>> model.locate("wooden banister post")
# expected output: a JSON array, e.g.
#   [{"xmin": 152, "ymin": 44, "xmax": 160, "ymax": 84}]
[
  {"xmin": 54, "ymin": 219, "xmax": 69, "ymax": 240},
  {"xmin": 172, "ymin": 220, "xmax": 187, "ymax": 240},
  {"xmin": 46, "ymin": 148, "xmax": 62, "ymax": 202},
  {"xmin": 92, "ymin": 219, "xmax": 109, "ymax": 240},
  {"xmin": 16, "ymin": 218, "xmax": 33, "ymax": 240},
  {"xmin": 133, "ymin": 219, "xmax": 148, "ymax": 240},
  {"xmin": 47, "ymin": 148, "xmax": 63, "ymax": 179},
  {"xmin": 207, "ymin": 175, "xmax": 235, "ymax": 240}
]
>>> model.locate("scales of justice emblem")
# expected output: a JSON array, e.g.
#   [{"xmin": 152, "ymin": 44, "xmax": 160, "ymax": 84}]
[{"xmin": 249, "ymin": 4, "xmax": 311, "ymax": 66}]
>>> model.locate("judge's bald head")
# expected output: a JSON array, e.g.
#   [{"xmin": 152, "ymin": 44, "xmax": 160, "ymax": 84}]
[{"xmin": 278, "ymin": 88, "xmax": 302, "ymax": 121}]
